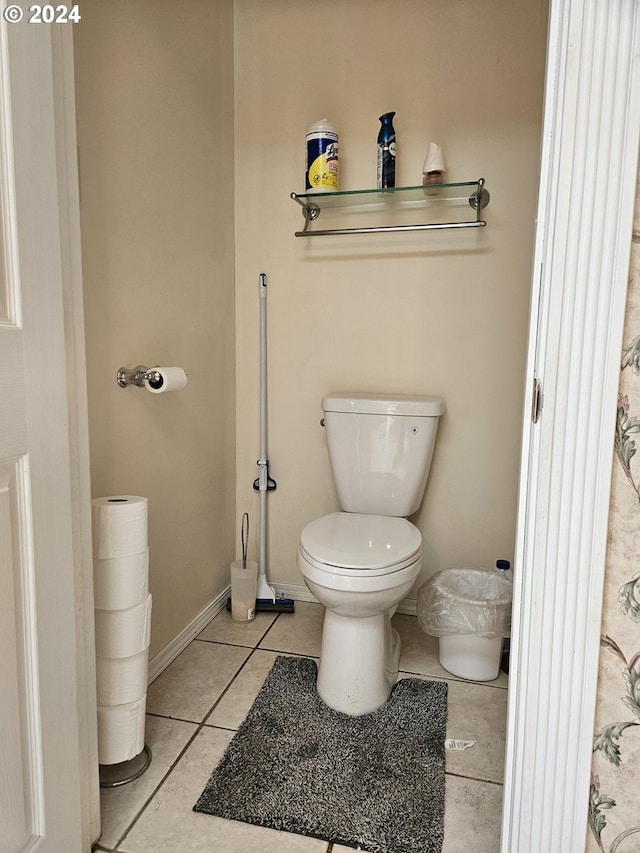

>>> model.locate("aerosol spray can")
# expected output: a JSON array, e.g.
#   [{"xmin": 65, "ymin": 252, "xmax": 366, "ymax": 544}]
[
  {"xmin": 305, "ymin": 119, "xmax": 339, "ymax": 192},
  {"xmin": 377, "ymin": 111, "xmax": 396, "ymax": 188}
]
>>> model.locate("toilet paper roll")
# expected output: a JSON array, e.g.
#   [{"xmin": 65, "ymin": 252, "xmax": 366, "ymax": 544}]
[
  {"xmin": 92, "ymin": 496, "xmax": 148, "ymax": 559},
  {"xmin": 97, "ymin": 696, "xmax": 146, "ymax": 765},
  {"xmin": 144, "ymin": 366, "xmax": 188, "ymax": 394},
  {"xmin": 96, "ymin": 649, "xmax": 149, "ymax": 706},
  {"xmin": 93, "ymin": 549, "xmax": 149, "ymax": 610},
  {"xmin": 95, "ymin": 594, "xmax": 152, "ymax": 658}
]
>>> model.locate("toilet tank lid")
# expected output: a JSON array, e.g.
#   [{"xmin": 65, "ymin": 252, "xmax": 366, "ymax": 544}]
[{"xmin": 322, "ymin": 392, "xmax": 445, "ymax": 416}]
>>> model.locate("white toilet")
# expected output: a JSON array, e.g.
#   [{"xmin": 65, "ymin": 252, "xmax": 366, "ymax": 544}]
[{"xmin": 297, "ymin": 392, "xmax": 444, "ymax": 715}]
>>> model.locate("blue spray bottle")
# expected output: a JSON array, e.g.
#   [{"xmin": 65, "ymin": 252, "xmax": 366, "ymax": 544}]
[{"xmin": 377, "ymin": 112, "xmax": 396, "ymax": 189}]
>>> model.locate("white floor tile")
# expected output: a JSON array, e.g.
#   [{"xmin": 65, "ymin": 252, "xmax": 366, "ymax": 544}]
[
  {"xmin": 97, "ymin": 716, "xmax": 197, "ymax": 849},
  {"xmin": 258, "ymin": 601, "xmax": 324, "ymax": 658},
  {"xmin": 118, "ymin": 727, "xmax": 328, "ymax": 853},
  {"xmin": 442, "ymin": 775, "xmax": 503, "ymax": 853},
  {"xmin": 205, "ymin": 648, "xmax": 280, "ymax": 730},
  {"xmin": 198, "ymin": 608, "xmax": 277, "ymax": 646},
  {"xmin": 146, "ymin": 640, "xmax": 250, "ymax": 722},
  {"xmin": 445, "ymin": 680, "xmax": 507, "ymax": 784}
]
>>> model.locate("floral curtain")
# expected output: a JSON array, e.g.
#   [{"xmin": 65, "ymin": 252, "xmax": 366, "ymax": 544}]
[{"xmin": 588, "ymin": 163, "xmax": 640, "ymax": 853}]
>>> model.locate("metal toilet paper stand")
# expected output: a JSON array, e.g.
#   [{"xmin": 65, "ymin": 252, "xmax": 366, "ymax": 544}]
[{"xmin": 99, "ymin": 743, "xmax": 152, "ymax": 788}]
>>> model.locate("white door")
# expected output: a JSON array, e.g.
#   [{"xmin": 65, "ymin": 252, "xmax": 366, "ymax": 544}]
[{"xmin": 0, "ymin": 16, "xmax": 86, "ymax": 853}]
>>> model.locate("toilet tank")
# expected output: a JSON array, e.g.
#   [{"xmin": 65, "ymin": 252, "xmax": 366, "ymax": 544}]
[{"xmin": 322, "ymin": 393, "xmax": 445, "ymax": 517}]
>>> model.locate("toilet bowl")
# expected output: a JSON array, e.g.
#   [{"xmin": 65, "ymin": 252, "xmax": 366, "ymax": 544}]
[
  {"xmin": 298, "ymin": 512, "xmax": 423, "ymax": 715},
  {"xmin": 298, "ymin": 393, "xmax": 444, "ymax": 716}
]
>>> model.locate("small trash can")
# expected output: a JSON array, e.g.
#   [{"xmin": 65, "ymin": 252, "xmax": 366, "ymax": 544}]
[{"xmin": 417, "ymin": 567, "xmax": 512, "ymax": 681}]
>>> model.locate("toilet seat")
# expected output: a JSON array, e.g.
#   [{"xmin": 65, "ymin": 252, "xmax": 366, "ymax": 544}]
[{"xmin": 299, "ymin": 512, "xmax": 422, "ymax": 577}]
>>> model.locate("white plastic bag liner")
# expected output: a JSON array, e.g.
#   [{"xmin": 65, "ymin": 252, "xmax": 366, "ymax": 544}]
[{"xmin": 417, "ymin": 567, "xmax": 512, "ymax": 639}]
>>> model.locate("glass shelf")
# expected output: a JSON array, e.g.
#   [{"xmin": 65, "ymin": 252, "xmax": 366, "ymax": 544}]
[{"xmin": 290, "ymin": 178, "xmax": 489, "ymax": 237}]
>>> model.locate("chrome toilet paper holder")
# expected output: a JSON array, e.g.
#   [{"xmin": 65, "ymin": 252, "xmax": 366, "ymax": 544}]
[{"xmin": 117, "ymin": 365, "xmax": 161, "ymax": 388}]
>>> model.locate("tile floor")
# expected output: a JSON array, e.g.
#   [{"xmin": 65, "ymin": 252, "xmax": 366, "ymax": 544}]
[{"xmin": 93, "ymin": 601, "xmax": 507, "ymax": 853}]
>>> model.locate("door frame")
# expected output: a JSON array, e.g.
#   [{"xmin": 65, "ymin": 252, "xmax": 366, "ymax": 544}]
[
  {"xmin": 50, "ymin": 25, "xmax": 101, "ymax": 849},
  {"xmin": 503, "ymin": 0, "xmax": 640, "ymax": 850}
]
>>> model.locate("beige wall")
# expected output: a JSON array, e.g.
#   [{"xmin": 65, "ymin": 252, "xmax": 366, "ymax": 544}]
[
  {"xmin": 74, "ymin": 0, "xmax": 236, "ymax": 656},
  {"xmin": 234, "ymin": 0, "xmax": 549, "ymax": 594}
]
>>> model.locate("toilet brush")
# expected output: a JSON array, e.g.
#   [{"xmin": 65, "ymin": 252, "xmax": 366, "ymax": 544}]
[{"xmin": 229, "ymin": 513, "xmax": 258, "ymax": 622}]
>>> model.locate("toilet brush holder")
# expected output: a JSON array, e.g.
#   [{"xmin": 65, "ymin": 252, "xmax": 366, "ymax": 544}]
[{"xmin": 230, "ymin": 560, "xmax": 258, "ymax": 622}]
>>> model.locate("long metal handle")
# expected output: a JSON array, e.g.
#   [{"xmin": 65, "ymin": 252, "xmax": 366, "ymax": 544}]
[
  {"xmin": 294, "ymin": 220, "xmax": 486, "ymax": 237},
  {"xmin": 258, "ymin": 274, "xmax": 267, "ymax": 466},
  {"xmin": 256, "ymin": 273, "xmax": 275, "ymax": 602}
]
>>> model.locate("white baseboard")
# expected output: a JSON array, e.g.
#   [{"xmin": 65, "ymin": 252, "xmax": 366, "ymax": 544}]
[
  {"xmin": 273, "ymin": 582, "xmax": 418, "ymax": 616},
  {"xmin": 397, "ymin": 598, "xmax": 417, "ymax": 616},
  {"xmin": 148, "ymin": 586, "xmax": 230, "ymax": 683},
  {"xmin": 271, "ymin": 582, "xmax": 316, "ymax": 604}
]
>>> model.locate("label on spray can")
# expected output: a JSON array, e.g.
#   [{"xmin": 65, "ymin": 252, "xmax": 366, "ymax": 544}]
[
  {"xmin": 377, "ymin": 139, "xmax": 396, "ymax": 188},
  {"xmin": 305, "ymin": 119, "xmax": 339, "ymax": 192}
]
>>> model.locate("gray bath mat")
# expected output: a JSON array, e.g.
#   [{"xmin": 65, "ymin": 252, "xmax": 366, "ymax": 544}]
[{"xmin": 194, "ymin": 655, "xmax": 447, "ymax": 853}]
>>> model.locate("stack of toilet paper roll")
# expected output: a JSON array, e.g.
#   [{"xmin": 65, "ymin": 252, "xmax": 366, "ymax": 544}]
[{"xmin": 92, "ymin": 496, "xmax": 151, "ymax": 766}]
